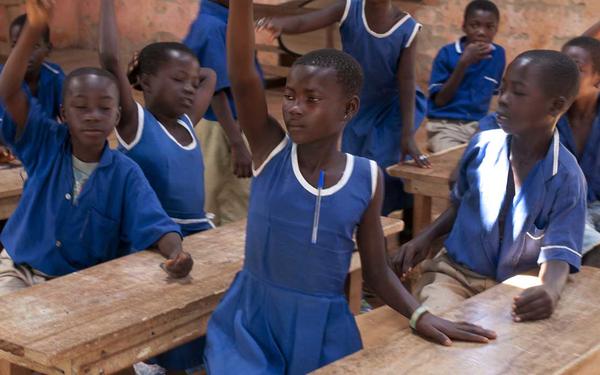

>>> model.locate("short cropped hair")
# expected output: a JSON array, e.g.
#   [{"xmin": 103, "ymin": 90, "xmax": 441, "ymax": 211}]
[
  {"xmin": 62, "ymin": 67, "xmax": 119, "ymax": 100},
  {"xmin": 464, "ymin": 0, "xmax": 500, "ymax": 22},
  {"xmin": 563, "ymin": 36, "xmax": 600, "ymax": 74}
]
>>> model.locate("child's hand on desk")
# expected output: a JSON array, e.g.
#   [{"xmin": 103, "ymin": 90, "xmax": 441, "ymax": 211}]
[
  {"xmin": 0, "ymin": 146, "xmax": 15, "ymax": 163},
  {"xmin": 416, "ymin": 313, "xmax": 497, "ymax": 346},
  {"xmin": 25, "ymin": 0, "xmax": 54, "ymax": 28},
  {"xmin": 460, "ymin": 42, "xmax": 493, "ymax": 66},
  {"xmin": 391, "ymin": 236, "xmax": 430, "ymax": 281},
  {"xmin": 400, "ymin": 136, "xmax": 431, "ymax": 168},
  {"xmin": 162, "ymin": 250, "xmax": 194, "ymax": 278},
  {"xmin": 511, "ymin": 284, "xmax": 559, "ymax": 322}
]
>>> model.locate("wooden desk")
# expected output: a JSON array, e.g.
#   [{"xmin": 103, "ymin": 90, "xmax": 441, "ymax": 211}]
[
  {"xmin": 0, "ymin": 166, "xmax": 24, "ymax": 220},
  {"xmin": 0, "ymin": 217, "xmax": 402, "ymax": 374},
  {"xmin": 386, "ymin": 145, "xmax": 466, "ymax": 235},
  {"xmin": 318, "ymin": 266, "xmax": 600, "ymax": 374}
]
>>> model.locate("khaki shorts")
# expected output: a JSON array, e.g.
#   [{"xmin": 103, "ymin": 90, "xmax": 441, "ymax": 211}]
[
  {"xmin": 426, "ymin": 119, "xmax": 479, "ymax": 153},
  {"xmin": 413, "ymin": 249, "xmax": 497, "ymax": 314},
  {"xmin": 0, "ymin": 250, "xmax": 52, "ymax": 297},
  {"xmin": 195, "ymin": 119, "xmax": 250, "ymax": 226}
]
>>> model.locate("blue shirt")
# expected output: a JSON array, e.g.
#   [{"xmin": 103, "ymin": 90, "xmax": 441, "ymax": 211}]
[
  {"xmin": 479, "ymin": 100, "xmax": 600, "ymax": 202},
  {"xmin": 117, "ymin": 103, "xmax": 211, "ymax": 236},
  {"xmin": 427, "ymin": 37, "xmax": 505, "ymax": 122},
  {"xmin": 0, "ymin": 61, "xmax": 65, "ymax": 121},
  {"xmin": 183, "ymin": 0, "xmax": 262, "ymax": 122},
  {"xmin": 0, "ymin": 98, "xmax": 181, "ymax": 277},
  {"xmin": 339, "ymin": 0, "xmax": 427, "ymax": 167},
  {"xmin": 446, "ymin": 129, "xmax": 586, "ymax": 281}
]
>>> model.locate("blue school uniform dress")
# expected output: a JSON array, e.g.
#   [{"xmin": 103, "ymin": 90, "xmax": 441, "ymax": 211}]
[
  {"xmin": 428, "ymin": 38, "xmax": 505, "ymax": 122},
  {"xmin": 0, "ymin": 61, "xmax": 64, "ymax": 122},
  {"xmin": 447, "ymin": 129, "xmax": 586, "ymax": 281},
  {"xmin": 183, "ymin": 0, "xmax": 262, "ymax": 122},
  {"xmin": 116, "ymin": 104, "xmax": 210, "ymax": 370},
  {"xmin": 0, "ymin": 98, "xmax": 180, "ymax": 277},
  {"xmin": 205, "ymin": 137, "xmax": 378, "ymax": 374},
  {"xmin": 116, "ymin": 103, "xmax": 212, "ymax": 236}
]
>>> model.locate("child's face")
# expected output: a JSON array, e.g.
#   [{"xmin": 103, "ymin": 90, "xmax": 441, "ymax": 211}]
[
  {"xmin": 10, "ymin": 24, "xmax": 50, "ymax": 78},
  {"xmin": 562, "ymin": 45, "xmax": 600, "ymax": 99},
  {"xmin": 283, "ymin": 65, "xmax": 357, "ymax": 145},
  {"xmin": 496, "ymin": 58, "xmax": 562, "ymax": 136},
  {"xmin": 61, "ymin": 75, "xmax": 120, "ymax": 149},
  {"xmin": 462, "ymin": 10, "xmax": 498, "ymax": 44},
  {"xmin": 142, "ymin": 50, "xmax": 201, "ymax": 118}
]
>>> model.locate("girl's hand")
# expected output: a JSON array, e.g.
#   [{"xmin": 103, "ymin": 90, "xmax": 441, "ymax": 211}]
[
  {"xmin": 231, "ymin": 141, "xmax": 253, "ymax": 178},
  {"xmin": 400, "ymin": 136, "xmax": 431, "ymax": 168},
  {"xmin": 161, "ymin": 250, "xmax": 193, "ymax": 278},
  {"xmin": 25, "ymin": 0, "xmax": 54, "ymax": 29},
  {"xmin": 0, "ymin": 146, "xmax": 15, "ymax": 163},
  {"xmin": 391, "ymin": 235, "xmax": 431, "ymax": 280},
  {"xmin": 416, "ymin": 313, "xmax": 497, "ymax": 346},
  {"xmin": 256, "ymin": 17, "xmax": 284, "ymax": 40}
]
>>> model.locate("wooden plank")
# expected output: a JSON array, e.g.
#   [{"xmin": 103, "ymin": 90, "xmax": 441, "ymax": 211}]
[
  {"xmin": 0, "ymin": 217, "xmax": 403, "ymax": 373},
  {"xmin": 355, "ymin": 306, "xmax": 408, "ymax": 349},
  {"xmin": 0, "ymin": 167, "xmax": 24, "ymax": 220},
  {"xmin": 412, "ymin": 195, "xmax": 432, "ymax": 235},
  {"xmin": 317, "ymin": 267, "xmax": 600, "ymax": 374}
]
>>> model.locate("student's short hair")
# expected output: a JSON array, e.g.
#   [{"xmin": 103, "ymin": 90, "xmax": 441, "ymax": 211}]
[
  {"xmin": 10, "ymin": 14, "xmax": 51, "ymax": 44},
  {"xmin": 62, "ymin": 67, "xmax": 119, "ymax": 100},
  {"xmin": 292, "ymin": 49, "xmax": 363, "ymax": 97},
  {"xmin": 128, "ymin": 42, "xmax": 197, "ymax": 91},
  {"xmin": 563, "ymin": 36, "xmax": 600, "ymax": 74},
  {"xmin": 464, "ymin": 0, "xmax": 500, "ymax": 22},
  {"xmin": 515, "ymin": 50, "xmax": 580, "ymax": 104}
]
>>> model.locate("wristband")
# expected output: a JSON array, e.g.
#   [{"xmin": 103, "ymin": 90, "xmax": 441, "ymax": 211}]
[{"xmin": 409, "ymin": 305, "xmax": 429, "ymax": 330}]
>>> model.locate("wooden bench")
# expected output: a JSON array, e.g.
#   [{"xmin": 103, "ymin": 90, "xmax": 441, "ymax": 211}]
[
  {"xmin": 0, "ymin": 217, "xmax": 402, "ymax": 374},
  {"xmin": 318, "ymin": 266, "xmax": 600, "ymax": 374},
  {"xmin": 387, "ymin": 144, "xmax": 466, "ymax": 235},
  {"xmin": 0, "ymin": 166, "xmax": 24, "ymax": 220}
]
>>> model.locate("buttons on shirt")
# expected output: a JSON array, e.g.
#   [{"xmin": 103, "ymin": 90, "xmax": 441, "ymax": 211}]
[
  {"xmin": 65, "ymin": 193, "xmax": 72, "ymax": 200},
  {"xmin": 55, "ymin": 240, "xmax": 62, "ymax": 248}
]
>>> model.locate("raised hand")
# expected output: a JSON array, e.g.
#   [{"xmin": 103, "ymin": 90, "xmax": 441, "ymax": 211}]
[{"xmin": 25, "ymin": 0, "xmax": 54, "ymax": 29}]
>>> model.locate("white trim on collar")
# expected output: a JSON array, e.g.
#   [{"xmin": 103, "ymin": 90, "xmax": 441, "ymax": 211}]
[
  {"xmin": 291, "ymin": 143, "xmax": 354, "ymax": 197},
  {"xmin": 455, "ymin": 39, "xmax": 462, "ymax": 54},
  {"xmin": 552, "ymin": 130, "xmax": 559, "ymax": 176},
  {"xmin": 115, "ymin": 102, "xmax": 145, "ymax": 151},
  {"xmin": 340, "ymin": 0, "xmax": 351, "ymax": 24}
]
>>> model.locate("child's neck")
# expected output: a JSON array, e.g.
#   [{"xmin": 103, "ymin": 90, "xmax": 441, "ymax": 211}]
[
  {"xmin": 147, "ymin": 104, "xmax": 179, "ymax": 128},
  {"xmin": 71, "ymin": 141, "xmax": 104, "ymax": 163},
  {"xmin": 364, "ymin": 0, "xmax": 401, "ymax": 32},
  {"xmin": 297, "ymin": 137, "xmax": 343, "ymax": 175},
  {"xmin": 510, "ymin": 128, "xmax": 553, "ymax": 163}
]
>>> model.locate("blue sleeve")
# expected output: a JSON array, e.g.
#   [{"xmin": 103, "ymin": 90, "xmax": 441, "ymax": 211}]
[
  {"xmin": 121, "ymin": 166, "xmax": 182, "ymax": 252},
  {"xmin": 1, "ymin": 96, "xmax": 63, "ymax": 173},
  {"xmin": 494, "ymin": 46, "xmax": 506, "ymax": 82},
  {"xmin": 184, "ymin": 24, "xmax": 230, "ymax": 93},
  {"xmin": 478, "ymin": 113, "xmax": 500, "ymax": 132},
  {"xmin": 451, "ymin": 134, "xmax": 481, "ymax": 204},
  {"xmin": 55, "ymin": 68, "xmax": 65, "ymax": 111},
  {"xmin": 428, "ymin": 47, "xmax": 451, "ymax": 97},
  {"xmin": 537, "ymin": 173, "xmax": 586, "ymax": 272}
]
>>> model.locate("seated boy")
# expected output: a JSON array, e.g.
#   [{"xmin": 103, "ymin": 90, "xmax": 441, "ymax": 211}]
[
  {"xmin": 394, "ymin": 50, "xmax": 586, "ymax": 322},
  {"xmin": 426, "ymin": 0, "xmax": 505, "ymax": 152},
  {"xmin": 0, "ymin": 0, "xmax": 192, "ymax": 295}
]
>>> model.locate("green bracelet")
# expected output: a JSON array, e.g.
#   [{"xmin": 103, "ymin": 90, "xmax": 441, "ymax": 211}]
[{"xmin": 409, "ymin": 305, "xmax": 429, "ymax": 330}]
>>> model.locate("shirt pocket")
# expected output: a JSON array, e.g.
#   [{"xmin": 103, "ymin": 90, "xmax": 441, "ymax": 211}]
[
  {"xmin": 512, "ymin": 226, "xmax": 545, "ymax": 267},
  {"xmin": 80, "ymin": 208, "xmax": 120, "ymax": 262}
]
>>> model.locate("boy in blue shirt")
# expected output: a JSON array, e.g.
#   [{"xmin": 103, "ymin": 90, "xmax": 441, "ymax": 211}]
[
  {"xmin": 395, "ymin": 50, "xmax": 586, "ymax": 322},
  {"xmin": 0, "ymin": 0, "xmax": 192, "ymax": 295},
  {"xmin": 427, "ymin": 0, "xmax": 505, "ymax": 152},
  {"xmin": 182, "ymin": 0, "xmax": 254, "ymax": 226}
]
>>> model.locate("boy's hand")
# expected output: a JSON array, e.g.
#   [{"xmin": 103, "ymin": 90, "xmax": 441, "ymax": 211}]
[
  {"xmin": 231, "ymin": 141, "xmax": 253, "ymax": 178},
  {"xmin": 416, "ymin": 313, "xmax": 497, "ymax": 346},
  {"xmin": 256, "ymin": 17, "xmax": 284, "ymax": 40},
  {"xmin": 512, "ymin": 284, "xmax": 559, "ymax": 322},
  {"xmin": 161, "ymin": 250, "xmax": 193, "ymax": 278},
  {"xmin": 25, "ymin": 0, "xmax": 54, "ymax": 29},
  {"xmin": 400, "ymin": 136, "xmax": 431, "ymax": 168},
  {"xmin": 0, "ymin": 146, "xmax": 15, "ymax": 163},
  {"xmin": 460, "ymin": 42, "xmax": 493, "ymax": 66},
  {"xmin": 391, "ymin": 235, "xmax": 431, "ymax": 280}
]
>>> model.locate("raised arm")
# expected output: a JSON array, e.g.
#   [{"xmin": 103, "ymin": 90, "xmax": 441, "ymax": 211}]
[
  {"xmin": 228, "ymin": 0, "xmax": 284, "ymax": 167},
  {"xmin": 188, "ymin": 67, "xmax": 216, "ymax": 125},
  {"xmin": 257, "ymin": 1, "xmax": 345, "ymax": 38},
  {"xmin": 582, "ymin": 21, "xmax": 600, "ymax": 39},
  {"xmin": 99, "ymin": 0, "xmax": 138, "ymax": 143},
  {"xmin": 0, "ymin": 0, "xmax": 52, "ymax": 134}
]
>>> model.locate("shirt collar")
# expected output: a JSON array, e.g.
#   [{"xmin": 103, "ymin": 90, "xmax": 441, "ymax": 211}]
[
  {"xmin": 201, "ymin": 0, "xmax": 229, "ymax": 20},
  {"xmin": 455, "ymin": 36, "xmax": 497, "ymax": 55},
  {"xmin": 64, "ymin": 137, "xmax": 114, "ymax": 169},
  {"xmin": 542, "ymin": 129, "xmax": 561, "ymax": 180}
]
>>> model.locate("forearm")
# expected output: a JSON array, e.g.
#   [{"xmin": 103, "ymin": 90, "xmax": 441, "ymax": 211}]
[
  {"xmin": 433, "ymin": 62, "xmax": 468, "ymax": 107},
  {"xmin": 398, "ymin": 76, "xmax": 416, "ymax": 141},
  {"xmin": 211, "ymin": 91, "xmax": 244, "ymax": 146},
  {"xmin": 416, "ymin": 204, "xmax": 458, "ymax": 243},
  {"xmin": 98, "ymin": 0, "xmax": 120, "ymax": 70},
  {"xmin": 0, "ymin": 24, "xmax": 40, "ymax": 100},
  {"xmin": 539, "ymin": 260, "xmax": 569, "ymax": 297},
  {"xmin": 156, "ymin": 232, "xmax": 183, "ymax": 259},
  {"xmin": 582, "ymin": 21, "xmax": 600, "ymax": 39},
  {"xmin": 366, "ymin": 266, "xmax": 420, "ymax": 318},
  {"xmin": 228, "ymin": 0, "xmax": 260, "ymax": 82}
]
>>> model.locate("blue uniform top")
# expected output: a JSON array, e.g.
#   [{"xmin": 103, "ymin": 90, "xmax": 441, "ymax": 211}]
[
  {"xmin": 479, "ymin": 101, "xmax": 600, "ymax": 202},
  {"xmin": 117, "ymin": 103, "xmax": 212, "ymax": 236},
  {"xmin": 0, "ymin": 61, "xmax": 64, "ymax": 121},
  {"xmin": 339, "ymin": 0, "xmax": 427, "ymax": 167},
  {"xmin": 446, "ymin": 129, "xmax": 586, "ymax": 281},
  {"xmin": 427, "ymin": 37, "xmax": 505, "ymax": 122},
  {"xmin": 0, "ymin": 98, "xmax": 181, "ymax": 277},
  {"xmin": 205, "ymin": 137, "xmax": 377, "ymax": 374},
  {"xmin": 183, "ymin": 0, "xmax": 262, "ymax": 122}
]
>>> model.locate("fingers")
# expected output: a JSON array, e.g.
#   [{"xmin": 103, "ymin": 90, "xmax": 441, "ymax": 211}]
[
  {"xmin": 513, "ymin": 287, "xmax": 544, "ymax": 307},
  {"xmin": 512, "ymin": 296, "xmax": 547, "ymax": 316},
  {"xmin": 454, "ymin": 322, "xmax": 497, "ymax": 340},
  {"xmin": 162, "ymin": 252, "xmax": 193, "ymax": 278},
  {"xmin": 446, "ymin": 327, "xmax": 491, "ymax": 343},
  {"xmin": 414, "ymin": 153, "xmax": 432, "ymax": 168},
  {"xmin": 513, "ymin": 308, "xmax": 552, "ymax": 322}
]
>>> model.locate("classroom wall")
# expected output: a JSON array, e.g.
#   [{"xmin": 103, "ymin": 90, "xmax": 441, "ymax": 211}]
[{"xmin": 1, "ymin": 0, "xmax": 597, "ymax": 88}]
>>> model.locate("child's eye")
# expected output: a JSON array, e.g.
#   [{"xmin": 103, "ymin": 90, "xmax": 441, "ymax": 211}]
[
  {"xmin": 307, "ymin": 97, "xmax": 321, "ymax": 103},
  {"xmin": 283, "ymin": 94, "xmax": 294, "ymax": 101},
  {"xmin": 172, "ymin": 77, "xmax": 184, "ymax": 82}
]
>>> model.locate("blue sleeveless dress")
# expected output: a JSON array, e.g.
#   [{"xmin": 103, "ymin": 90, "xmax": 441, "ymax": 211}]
[
  {"xmin": 340, "ymin": 0, "xmax": 426, "ymax": 168},
  {"xmin": 116, "ymin": 103, "xmax": 211, "ymax": 370},
  {"xmin": 204, "ymin": 137, "xmax": 378, "ymax": 374}
]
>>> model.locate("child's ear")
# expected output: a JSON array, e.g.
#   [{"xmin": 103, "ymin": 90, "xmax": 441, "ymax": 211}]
[
  {"xmin": 139, "ymin": 73, "xmax": 152, "ymax": 93},
  {"xmin": 59, "ymin": 104, "xmax": 66, "ymax": 123},
  {"xmin": 549, "ymin": 96, "xmax": 569, "ymax": 117},
  {"xmin": 115, "ymin": 105, "xmax": 122, "ymax": 126},
  {"xmin": 593, "ymin": 73, "xmax": 600, "ymax": 89},
  {"xmin": 343, "ymin": 95, "xmax": 360, "ymax": 121}
]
